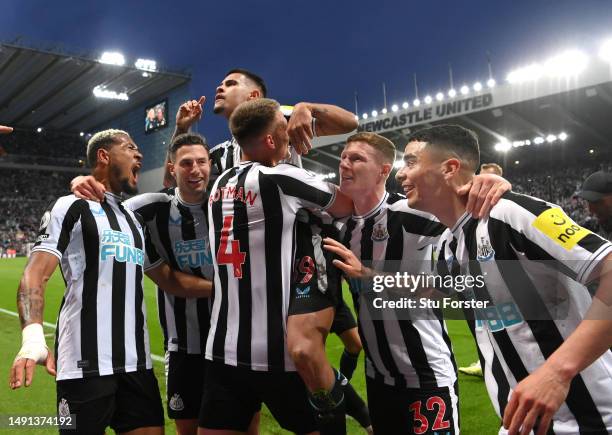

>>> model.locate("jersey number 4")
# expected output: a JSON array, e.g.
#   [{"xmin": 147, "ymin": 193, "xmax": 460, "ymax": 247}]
[{"xmin": 216, "ymin": 216, "xmax": 246, "ymax": 278}]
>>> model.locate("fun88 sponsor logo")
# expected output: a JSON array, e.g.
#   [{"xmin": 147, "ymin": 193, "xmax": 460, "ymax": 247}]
[
  {"xmin": 100, "ymin": 230, "xmax": 144, "ymax": 266},
  {"xmin": 175, "ymin": 239, "xmax": 213, "ymax": 269}
]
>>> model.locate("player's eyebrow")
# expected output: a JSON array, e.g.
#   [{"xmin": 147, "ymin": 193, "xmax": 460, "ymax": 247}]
[{"xmin": 403, "ymin": 153, "xmax": 416, "ymax": 163}]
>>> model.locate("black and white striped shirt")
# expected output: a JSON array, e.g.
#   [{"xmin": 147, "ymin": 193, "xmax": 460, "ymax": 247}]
[
  {"xmin": 124, "ymin": 188, "xmax": 212, "ymax": 354},
  {"xmin": 32, "ymin": 192, "xmax": 152, "ymax": 381},
  {"xmin": 437, "ymin": 191, "xmax": 612, "ymax": 434},
  {"xmin": 342, "ymin": 191, "xmax": 457, "ymax": 388},
  {"xmin": 206, "ymin": 161, "xmax": 337, "ymax": 371}
]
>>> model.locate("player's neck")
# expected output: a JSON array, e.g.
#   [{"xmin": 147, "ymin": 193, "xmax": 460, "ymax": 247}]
[
  {"xmin": 177, "ymin": 187, "xmax": 205, "ymax": 205},
  {"xmin": 352, "ymin": 184, "xmax": 386, "ymax": 216},
  {"xmin": 434, "ymin": 192, "xmax": 468, "ymax": 229},
  {"xmin": 92, "ymin": 168, "xmax": 121, "ymax": 196}
]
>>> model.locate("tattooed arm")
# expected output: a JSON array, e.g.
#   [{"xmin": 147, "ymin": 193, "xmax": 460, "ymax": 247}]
[{"xmin": 10, "ymin": 252, "xmax": 59, "ymax": 389}]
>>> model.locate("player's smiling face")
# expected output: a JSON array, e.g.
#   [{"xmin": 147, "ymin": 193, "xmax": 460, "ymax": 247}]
[
  {"xmin": 213, "ymin": 73, "xmax": 259, "ymax": 118},
  {"xmin": 170, "ymin": 144, "xmax": 211, "ymax": 202},
  {"xmin": 108, "ymin": 134, "xmax": 142, "ymax": 195},
  {"xmin": 339, "ymin": 141, "xmax": 383, "ymax": 198},
  {"xmin": 396, "ymin": 141, "xmax": 442, "ymax": 212}
]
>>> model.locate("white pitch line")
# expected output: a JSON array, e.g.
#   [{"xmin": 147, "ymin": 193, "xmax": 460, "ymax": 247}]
[{"xmin": 0, "ymin": 307, "xmax": 165, "ymax": 363}]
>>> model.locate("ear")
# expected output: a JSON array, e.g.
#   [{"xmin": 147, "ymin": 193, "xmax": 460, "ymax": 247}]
[
  {"xmin": 442, "ymin": 158, "xmax": 461, "ymax": 179},
  {"xmin": 97, "ymin": 147, "xmax": 111, "ymax": 166},
  {"xmin": 248, "ymin": 89, "xmax": 261, "ymax": 100},
  {"xmin": 167, "ymin": 160, "xmax": 176, "ymax": 178},
  {"xmin": 263, "ymin": 134, "xmax": 275, "ymax": 150},
  {"xmin": 380, "ymin": 162, "xmax": 392, "ymax": 180}
]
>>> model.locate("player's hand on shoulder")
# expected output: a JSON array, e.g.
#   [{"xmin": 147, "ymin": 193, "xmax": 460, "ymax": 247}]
[
  {"xmin": 458, "ymin": 173, "xmax": 511, "ymax": 219},
  {"xmin": 287, "ymin": 102, "xmax": 314, "ymax": 156},
  {"xmin": 70, "ymin": 175, "xmax": 105, "ymax": 202},
  {"xmin": 176, "ymin": 96, "xmax": 206, "ymax": 132},
  {"xmin": 0, "ymin": 125, "xmax": 13, "ymax": 134}
]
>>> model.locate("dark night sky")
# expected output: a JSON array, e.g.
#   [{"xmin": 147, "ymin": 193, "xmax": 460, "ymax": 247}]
[{"xmin": 2, "ymin": 0, "xmax": 612, "ymax": 144}]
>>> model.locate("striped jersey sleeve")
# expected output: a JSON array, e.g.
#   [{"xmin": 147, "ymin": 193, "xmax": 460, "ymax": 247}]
[
  {"xmin": 491, "ymin": 192, "xmax": 612, "ymax": 284},
  {"xmin": 32, "ymin": 195, "xmax": 83, "ymax": 260},
  {"xmin": 258, "ymin": 163, "xmax": 337, "ymax": 211}
]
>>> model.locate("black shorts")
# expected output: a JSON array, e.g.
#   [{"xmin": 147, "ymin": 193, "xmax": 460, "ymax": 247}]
[
  {"xmin": 56, "ymin": 370, "xmax": 164, "ymax": 435},
  {"xmin": 330, "ymin": 296, "xmax": 357, "ymax": 335},
  {"xmin": 199, "ymin": 361, "xmax": 317, "ymax": 433},
  {"xmin": 289, "ymin": 211, "xmax": 342, "ymax": 316},
  {"xmin": 366, "ymin": 377, "xmax": 459, "ymax": 435},
  {"xmin": 165, "ymin": 351, "xmax": 206, "ymax": 419}
]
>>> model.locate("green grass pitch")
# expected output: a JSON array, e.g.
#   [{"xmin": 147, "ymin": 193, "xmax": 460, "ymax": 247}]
[{"xmin": 0, "ymin": 258, "xmax": 500, "ymax": 434}]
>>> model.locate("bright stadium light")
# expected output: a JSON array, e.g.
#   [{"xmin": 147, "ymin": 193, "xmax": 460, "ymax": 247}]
[
  {"xmin": 402, "ymin": 101, "xmax": 409, "ymax": 109},
  {"xmin": 544, "ymin": 50, "xmax": 588, "ymax": 77},
  {"xmin": 79, "ymin": 132, "xmax": 84, "ymax": 137},
  {"xmin": 558, "ymin": 132, "xmax": 568, "ymax": 141},
  {"xmin": 93, "ymin": 85, "xmax": 129, "ymax": 101},
  {"xmin": 36, "ymin": 127, "xmax": 43, "ymax": 133},
  {"xmin": 473, "ymin": 82, "xmax": 483, "ymax": 92},
  {"xmin": 448, "ymin": 88, "xmax": 457, "ymax": 98},
  {"xmin": 99, "ymin": 51, "xmax": 125, "ymax": 66},
  {"xmin": 589, "ymin": 149, "xmax": 595, "ymax": 154},
  {"xmin": 494, "ymin": 142, "xmax": 511, "ymax": 152},
  {"xmin": 460, "ymin": 85, "xmax": 469, "ymax": 95},
  {"xmin": 371, "ymin": 110, "xmax": 378, "ymax": 117},
  {"xmin": 515, "ymin": 160, "xmax": 520, "ymax": 165},
  {"xmin": 362, "ymin": 113, "xmax": 368, "ymax": 119},
  {"xmin": 135, "ymin": 58, "xmax": 157, "ymax": 72},
  {"xmin": 599, "ymin": 38, "xmax": 612, "ymax": 63},
  {"xmin": 533, "ymin": 136, "xmax": 545, "ymax": 144},
  {"xmin": 412, "ymin": 99, "xmax": 420, "ymax": 107},
  {"xmin": 381, "ymin": 108, "xmax": 388, "ymax": 114},
  {"xmin": 424, "ymin": 95, "xmax": 433, "ymax": 104},
  {"xmin": 435, "ymin": 92, "xmax": 444, "ymax": 101},
  {"xmin": 507, "ymin": 63, "xmax": 544, "ymax": 83},
  {"xmin": 546, "ymin": 134, "xmax": 557, "ymax": 143},
  {"xmin": 391, "ymin": 104, "xmax": 399, "ymax": 112},
  {"xmin": 487, "ymin": 78, "xmax": 496, "ymax": 88}
]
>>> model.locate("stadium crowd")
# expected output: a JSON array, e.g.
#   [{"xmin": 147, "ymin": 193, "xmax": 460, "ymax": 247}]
[{"xmin": 0, "ymin": 129, "xmax": 86, "ymax": 167}]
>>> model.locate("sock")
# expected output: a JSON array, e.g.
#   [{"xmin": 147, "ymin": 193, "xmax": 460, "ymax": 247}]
[
  {"xmin": 344, "ymin": 382, "xmax": 371, "ymax": 428},
  {"xmin": 308, "ymin": 369, "xmax": 347, "ymax": 435},
  {"xmin": 340, "ymin": 349, "xmax": 359, "ymax": 381}
]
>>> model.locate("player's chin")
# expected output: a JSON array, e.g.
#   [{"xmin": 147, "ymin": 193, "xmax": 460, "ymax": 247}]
[{"xmin": 121, "ymin": 177, "xmax": 139, "ymax": 195}]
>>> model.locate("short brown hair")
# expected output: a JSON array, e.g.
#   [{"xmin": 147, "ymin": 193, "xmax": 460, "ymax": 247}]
[
  {"xmin": 406, "ymin": 125, "xmax": 480, "ymax": 171},
  {"xmin": 168, "ymin": 133, "xmax": 208, "ymax": 162},
  {"xmin": 86, "ymin": 129, "xmax": 130, "ymax": 168},
  {"xmin": 346, "ymin": 132, "xmax": 396, "ymax": 164},
  {"xmin": 230, "ymin": 98, "xmax": 280, "ymax": 148},
  {"xmin": 480, "ymin": 163, "xmax": 503, "ymax": 176}
]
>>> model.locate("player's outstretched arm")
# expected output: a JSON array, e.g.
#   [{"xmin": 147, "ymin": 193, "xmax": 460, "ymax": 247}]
[
  {"xmin": 288, "ymin": 103, "xmax": 358, "ymax": 155},
  {"xmin": 325, "ymin": 187, "xmax": 354, "ymax": 218},
  {"xmin": 10, "ymin": 252, "xmax": 59, "ymax": 389},
  {"xmin": 503, "ymin": 253, "xmax": 612, "ymax": 435},
  {"xmin": 70, "ymin": 175, "xmax": 105, "ymax": 202},
  {"xmin": 457, "ymin": 173, "xmax": 511, "ymax": 219},
  {"xmin": 0, "ymin": 125, "xmax": 13, "ymax": 134},
  {"xmin": 146, "ymin": 262, "xmax": 212, "ymax": 298}
]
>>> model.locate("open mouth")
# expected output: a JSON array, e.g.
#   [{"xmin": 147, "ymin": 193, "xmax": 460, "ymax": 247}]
[
  {"xmin": 187, "ymin": 178, "xmax": 204, "ymax": 186},
  {"xmin": 402, "ymin": 185, "xmax": 415, "ymax": 195},
  {"xmin": 214, "ymin": 94, "xmax": 224, "ymax": 102},
  {"xmin": 131, "ymin": 164, "xmax": 141, "ymax": 182}
]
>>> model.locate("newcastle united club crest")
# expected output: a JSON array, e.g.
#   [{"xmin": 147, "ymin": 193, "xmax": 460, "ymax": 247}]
[
  {"xmin": 476, "ymin": 237, "xmax": 495, "ymax": 261},
  {"xmin": 371, "ymin": 223, "xmax": 389, "ymax": 242}
]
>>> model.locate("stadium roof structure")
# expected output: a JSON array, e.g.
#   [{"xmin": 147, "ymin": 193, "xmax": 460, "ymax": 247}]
[
  {"xmin": 307, "ymin": 52, "xmax": 612, "ymax": 174},
  {"xmin": 0, "ymin": 42, "xmax": 190, "ymax": 133}
]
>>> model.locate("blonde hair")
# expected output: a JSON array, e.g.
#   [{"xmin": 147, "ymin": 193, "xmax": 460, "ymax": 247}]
[{"xmin": 86, "ymin": 129, "xmax": 130, "ymax": 167}]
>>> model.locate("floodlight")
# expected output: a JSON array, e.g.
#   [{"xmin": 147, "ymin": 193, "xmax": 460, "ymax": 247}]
[
  {"xmin": 544, "ymin": 50, "xmax": 588, "ymax": 77},
  {"xmin": 558, "ymin": 132, "xmax": 568, "ymax": 141},
  {"xmin": 135, "ymin": 58, "xmax": 157, "ymax": 72},
  {"xmin": 460, "ymin": 85, "xmax": 469, "ymax": 95},
  {"xmin": 381, "ymin": 108, "xmax": 388, "ymax": 114},
  {"xmin": 99, "ymin": 51, "xmax": 125, "ymax": 66},
  {"xmin": 424, "ymin": 95, "xmax": 432, "ymax": 104},
  {"xmin": 391, "ymin": 104, "xmax": 399, "ymax": 112},
  {"xmin": 599, "ymin": 38, "xmax": 612, "ymax": 63},
  {"xmin": 487, "ymin": 78, "xmax": 496, "ymax": 88},
  {"xmin": 473, "ymin": 82, "xmax": 482, "ymax": 92},
  {"xmin": 362, "ymin": 113, "xmax": 368, "ymax": 119},
  {"xmin": 448, "ymin": 89, "xmax": 457, "ymax": 98},
  {"xmin": 435, "ymin": 92, "xmax": 444, "ymax": 101},
  {"xmin": 371, "ymin": 110, "xmax": 378, "ymax": 117}
]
